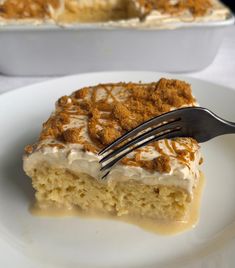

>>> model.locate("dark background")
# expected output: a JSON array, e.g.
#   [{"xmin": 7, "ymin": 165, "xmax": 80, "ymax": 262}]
[{"xmin": 222, "ymin": 0, "xmax": 235, "ymax": 12}]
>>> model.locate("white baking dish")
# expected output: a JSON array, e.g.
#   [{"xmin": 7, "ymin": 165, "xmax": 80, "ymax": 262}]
[{"xmin": 0, "ymin": 14, "xmax": 234, "ymax": 76}]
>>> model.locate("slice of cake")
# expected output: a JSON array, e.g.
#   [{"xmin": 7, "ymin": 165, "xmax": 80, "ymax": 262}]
[{"xmin": 23, "ymin": 78, "xmax": 203, "ymax": 227}]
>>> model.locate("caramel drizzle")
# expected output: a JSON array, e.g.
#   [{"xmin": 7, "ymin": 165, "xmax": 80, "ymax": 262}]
[
  {"xmin": 154, "ymin": 141, "xmax": 165, "ymax": 156},
  {"xmin": 122, "ymin": 138, "xmax": 195, "ymax": 172},
  {"xmin": 153, "ymin": 139, "xmax": 194, "ymax": 169},
  {"xmin": 102, "ymin": 85, "xmax": 117, "ymax": 103},
  {"xmin": 164, "ymin": 139, "xmax": 175, "ymax": 154},
  {"xmin": 33, "ymin": 79, "xmax": 198, "ymax": 172},
  {"xmin": 171, "ymin": 140, "xmax": 191, "ymax": 169},
  {"xmin": 91, "ymin": 87, "xmax": 98, "ymax": 104},
  {"xmin": 177, "ymin": 138, "xmax": 197, "ymax": 151}
]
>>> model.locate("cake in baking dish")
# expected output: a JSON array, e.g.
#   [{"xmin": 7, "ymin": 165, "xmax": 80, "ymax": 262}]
[
  {"xmin": 23, "ymin": 78, "xmax": 204, "ymax": 223},
  {"xmin": 129, "ymin": 0, "xmax": 213, "ymax": 17},
  {"xmin": 0, "ymin": 0, "xmax": 230, "ymax": 23}
]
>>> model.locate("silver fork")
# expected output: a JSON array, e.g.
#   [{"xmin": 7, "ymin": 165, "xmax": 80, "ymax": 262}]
[{"xmin": 99, "ymin": 107, "xmax": 235, "ymax": 178}]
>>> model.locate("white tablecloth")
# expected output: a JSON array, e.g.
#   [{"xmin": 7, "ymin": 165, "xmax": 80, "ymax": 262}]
[{"xmin": 0, "ymin": 26, "xmax": 234, "ymax": 95}]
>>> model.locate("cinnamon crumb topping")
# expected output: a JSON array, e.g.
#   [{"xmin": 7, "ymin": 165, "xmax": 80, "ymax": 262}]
[
  {"xmin": 58, "ymin": 112, "xmax": 70, "ymax": 124},
  {"xmin": 98, "ymin": 127, "xmax": 121, "ymax": 145},
  {"xmin": 24, "ymin": 145, "xmax": 34, "ymax": 154},
  {"xmin": 27, "ymin": 78, "xmax": 200, "ymax": 173},
  {"xmin": 121, "ymin": 138, "xmax": 198, "ymax": 173},
  {"xmin": 74, "ymin": 88, "xmax": 89, "ymax": 99},
  {"xmin": 153, "ymin": 155, "xmax": 171, "ymax": 173},
  {"xmin": 113, "ymin": 103, "xmax": 139, "ymax": 131},
  {"xmin": 58, "ymin": 96, "xmax": 73, "ymax": 108},
  {"xmin": 83, "ymin": 142, "xmax": 98, "ymax": 153},
  {"xmin": 0, "ymin": 0, "xmax": 60, "ymax": 19},
  {"xmin": 39, "ymin": 114, "xmax": 67, "ymax": 141},
  {"xmin": 63, "ymin": 127, "xmax": 82, "ymax": 143},
  {"xmin": 122, "ymin": 154, "xmax": 171, "ymax": 173},
  {"xmin": 137, "ymin": 0, "xmax": 212, "ymax": 17},
  {"xmin": 41, "ymin": 79, "xmax": 195, "ymax": 146}
]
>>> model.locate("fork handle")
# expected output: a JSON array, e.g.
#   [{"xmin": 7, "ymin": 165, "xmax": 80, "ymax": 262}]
[{"xmin": 221, "ymin": 120, "xmax": 235, "ymax": 134}]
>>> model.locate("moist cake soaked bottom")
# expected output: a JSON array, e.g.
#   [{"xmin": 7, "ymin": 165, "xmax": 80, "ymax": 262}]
[{"xmin": 30, "ymin": 173, "xmax": 204, "ymax": 235}]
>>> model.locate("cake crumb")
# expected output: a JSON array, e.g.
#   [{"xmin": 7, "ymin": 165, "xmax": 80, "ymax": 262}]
[
  {"xmin": 75, "ymin": 88, "xmax": 89, "ymax": 99},
  {"xmin": 98, "ymin": 127, "xmax": 121, "ymax": 145},
  {"xmin": 83, "ymin": 142, "xmax": 98, "ymax": 153},
  {"xmin": 153, "ymin": 155, "xmax": 171, "ymax": 173},
  {"xmin": 63, "ymin": 128, "xmax": 82, "ymax": 143},
  {"xmin": 58, "ymin": 96, "xmax": 72, "ymax": 107},
  {"xmin": 24, "ymin": 145, "xmax": 34, "ymax": 154},
  {"xmin": 199, "ymin": 157, "xmax": 204, "ymax": 165}
]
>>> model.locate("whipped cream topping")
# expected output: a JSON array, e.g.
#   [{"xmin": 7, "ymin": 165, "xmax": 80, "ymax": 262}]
[{"xmin": 24, "ymin": 138, "xmax": 201, "ymax": 197}]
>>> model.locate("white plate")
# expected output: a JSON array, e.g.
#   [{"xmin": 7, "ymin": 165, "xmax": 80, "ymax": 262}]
[{"xmin": 0, "ymin": 71, "xmax": 235, "ymax": 268}]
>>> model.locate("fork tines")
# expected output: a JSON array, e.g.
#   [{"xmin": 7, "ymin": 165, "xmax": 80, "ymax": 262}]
[{"xmin": 99, "ymin": 108, "xmax": 186, "ymax": 177}]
